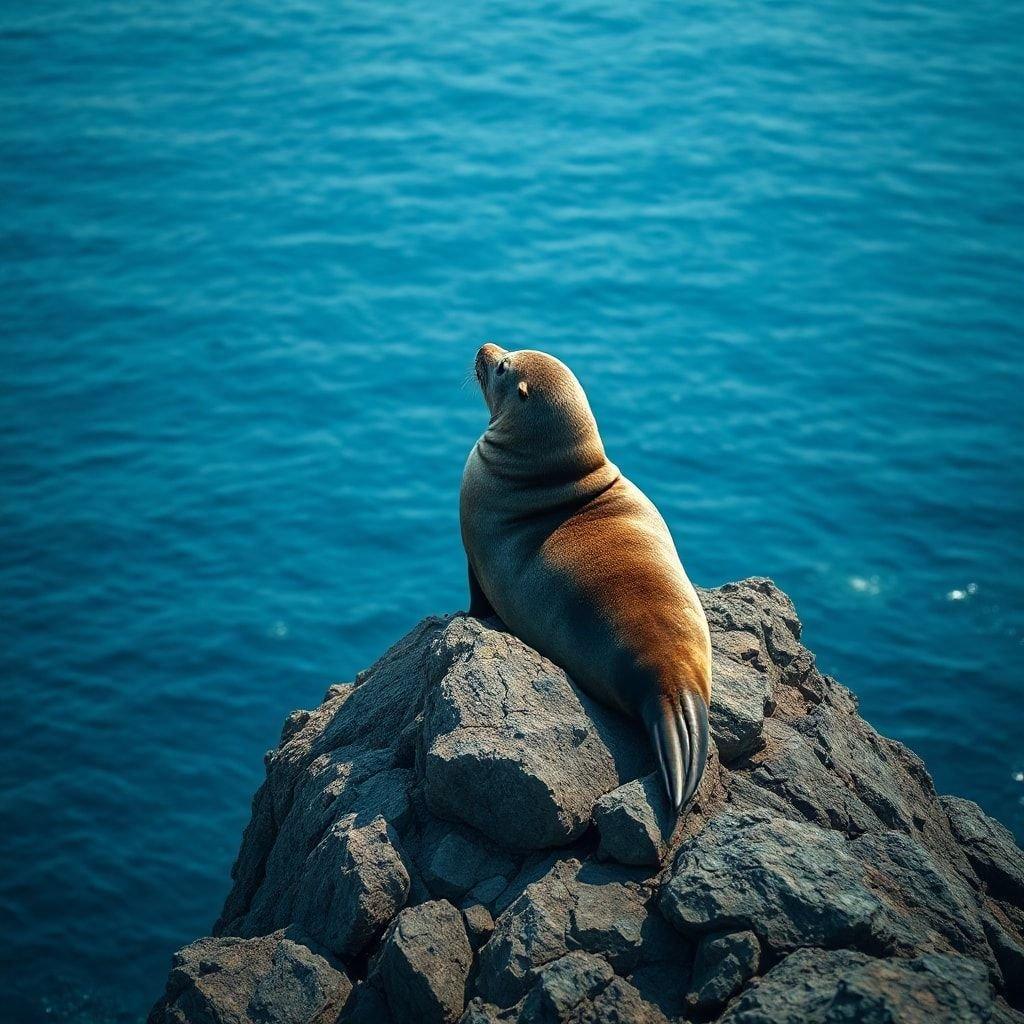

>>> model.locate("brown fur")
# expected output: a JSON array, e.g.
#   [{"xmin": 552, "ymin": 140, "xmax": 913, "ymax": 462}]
[{"xmin": 461, "ymin": 344, "xmax": 712, "ymax": 811}]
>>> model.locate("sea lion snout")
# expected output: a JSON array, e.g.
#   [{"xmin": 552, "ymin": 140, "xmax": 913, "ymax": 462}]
[{"xmin": 476, "ymin": 343, "xmax": 506, "ymax": 375}]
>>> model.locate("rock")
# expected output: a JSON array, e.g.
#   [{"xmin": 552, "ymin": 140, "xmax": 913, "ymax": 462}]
[
  {"xmin": 150, "ymin": 579, "xmax": 1024, "ymax": 1024},
  {"xmin": 625, "ymin": 910, "xmax": 694, "ymax": 1019},
  {"xmin": 688, "ymin": 930, "xmax": 761, "ymax": 1011},
  {"xmin": 705, "ymin": 629, "xmax": 773, "ymax": 760},
  {"xmin": 517, "ymin": 952, "xmax": 614, "ymax": 1024},
  {"xmin": 374, "ymin": 900, "xmax": 473, "ymax": 1024},
  {"xmin": 562, "ymin": 977, "xmax": 669, "ymax": 1024},
  {"xmin": 341, "ymin": 980, "xmax": 395, "ymax": 1024},
  {"xmin": 417, "ymin": 821, "xmax": 517, "ymax": 902},
  {"xmin": 986, "ymin": 906, "xmax": 1024, "ymax": 1004},
  {"xmin": 459, "ymin": 999, "xmax": 511, "ymax": 1024},
  {"xmin": 593, "ymin": 774, "xmax": 672, "ymax": 866},
  {"xmin": 291, "ymin": 813, "xmax": 410, "ymax": 958},
  {"xmin": 661, "ymin": 809, "xmax": 882, "ymax": 955},
  {"xmin": 943, "ymin": 796, "xmax": 1024, "ymax": 903},
  {"xmin": 421, "ymin": 617, "xmax": 646, "ymax": 849},
  {"xmin": 461, "ymin": 902, "xmax": 496, "ymax": 949},
  {"xmin": 476, "ymin": 859, "xmax": 649, "ymax": 1007},
  {"xmin": 718, "ymin": 947, "xmax": 999, "ymax": 1024},
  {"xmin": 148, "ymin": 931, "xmax": 351, "ymax": 1024},
  {"xmin": 848, "ymin": 827, "xmax": 989, "ymax": 962},
  {"xmin": 475, "ymin": 859, "xmax": 579, "ymax": 1007}
]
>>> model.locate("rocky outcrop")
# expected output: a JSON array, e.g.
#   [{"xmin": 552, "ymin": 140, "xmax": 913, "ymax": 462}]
[{"xmin": 149, "ymin": 579, "xmax": 1024, "ymax": 1024}]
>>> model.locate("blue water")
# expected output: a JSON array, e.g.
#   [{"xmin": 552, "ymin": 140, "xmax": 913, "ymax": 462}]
[{"xmin": 2, "ymin": 1, "xmax": 1023, "ymax": 1020}]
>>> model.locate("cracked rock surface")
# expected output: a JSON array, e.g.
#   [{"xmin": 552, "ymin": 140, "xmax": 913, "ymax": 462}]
[{"xmin": 149, "ymin": 579, "xmax": 1024, "ymax": 1024}]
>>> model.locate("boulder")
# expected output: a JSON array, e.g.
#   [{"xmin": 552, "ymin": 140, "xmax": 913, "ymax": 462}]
[
  {"xmin": 717, "ymin": 948, "xmax": 1001, "ymax": 1024},
  {"xmin": 374, "ymin": 900, "xmax": 473, "ymax": 1024},
  {"xmin": 660, "ymin": 809, "xmax": 882, "ymax": 954},
  {"xmin": 593, "ymin": 773, "xmax": 672, "ymax": 866},
  {"xmin": 148, "ymin": 931, "xmax": 351, "ymax": 1024},
  {"xmin": 420, "ymin": 617, "xmax": 644, "ymax": 849},
  {"xmin": 688, "ymin": 930, "xmax": 761, "ymax": 1011},
  {"xmin": 291, "ymin": 814, "xmax": 410, "ymax": 958},
  {"xmin": 149, "ymin": 579, "xmax": 1024, "ymax": 1024}
]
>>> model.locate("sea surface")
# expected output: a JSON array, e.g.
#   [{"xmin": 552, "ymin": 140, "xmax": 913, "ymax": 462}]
[{"xmin": 2, "ymin": 1, "xmax": 1022, "ymax": 1020}]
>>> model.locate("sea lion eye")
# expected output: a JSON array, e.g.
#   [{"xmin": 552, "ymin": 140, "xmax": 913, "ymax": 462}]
[{"xmin": 496, "ymin": 360, "xmax": 508, "ymax": 376}]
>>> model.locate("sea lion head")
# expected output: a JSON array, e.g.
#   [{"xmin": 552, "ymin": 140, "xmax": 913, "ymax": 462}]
[{"xmin": 473, "ymin": 344, "xmax": 605, "ymax": 470}]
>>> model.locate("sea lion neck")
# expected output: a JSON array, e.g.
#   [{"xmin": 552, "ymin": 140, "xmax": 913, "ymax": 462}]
[{"xmin": 479, "ymin": 411, "xmax": 609, "ymax": 487}]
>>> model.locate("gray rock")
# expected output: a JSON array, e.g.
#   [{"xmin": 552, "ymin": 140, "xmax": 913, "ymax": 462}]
[
  {"xmin": 418, "ymin": 821, "xmax": 517, "ymax": 902},
  {"xmin": 594, "ymin": 774, "xmax": 672, "ymax": 866},
  {"xmin": 517, "ymin": 952, "xmax": 614, "ymax": 1024},
  {"xmin": 149, "ymin": 931, "xmax": 350, "ymax": 1024},
  {"xmin": 626, "ymin": 910, "xmax": 694, "ymax": 1019},
  {"xmin": 421, "ymin": 617, "xmax": 646, "ymax": 850},
  {"xmin": 688, "ymin": 930, "xmax": 761, "ymax": 1011},
  {"xmin": 476, "ymin": 859, "xmax": 650, "ymax": 1007},
  {"xmin": 375, "ymin": 900, "xmax": 473, "ymax": 1024},
  {"xmin": 943, "ymin": 795, "xmax": 1024, "ymax": 903},
  {"xmin": 341, "ymin": 980, "xmax": 395, "ymax": 1024},
  {"xmin": 718, "ymin": 948, "xmax": 997, "ymax": 1024},
  {"xmin": 568, "ymin": 863, "xmax": 649, "ymax": 973},
  {"xmin": 292, "ymin": 814, "xmax": 410, "ymax": 958},
  {"xmin": 151, "ymin": 580, "xmax": 1024, "ymax": 1024},
  {"xmin": 562, "ymin": 977, "xmax": 669, "ymax": 1024},
  {"xmin": 661, "ymin": 809, "xmax": 882, "ymax": 955},
  {"xmin": 707, "ymin": 629, "xmax": 773, "ymax": 760},
  {"xmin": 848, "ymin": 828, "xmax": 990, "ymax": 963},
  {"xmin": 458, "ymin": 998, "xmax": 512, "ymax": 1024},
  {"xmin": 476, "ymin": 859, "xmax": 579, "ymax": 1007},
  {"xmin": 466, "ymin": 875, "xmax": 510, "ymax": 912},
  {"xmin": 985, "ymin": 904, "xmax": 1024, "ymax": 1004}
]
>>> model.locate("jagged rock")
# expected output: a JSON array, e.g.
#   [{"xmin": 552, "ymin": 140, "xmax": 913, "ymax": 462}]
[
  {"xmin": 150, "ymin": 579, "xmax": 1024, "ymax": 1024},
  {"xmin": 461, "ymin": 901, "xmax": 496, "ymax": 949},
  {"xmin": 705, "ymin": 628, "xmax": 772, "ymax": 760},
  {"xmin": 475, "ymin": 859, "xmax": 579, "ymax": 1007},
  {"xmin": 148, "ymin": 931, "xmax": 351, "ymax": 1024},
  {"xmin": 476, "ymin": 859, "xmax": 649, "ymax": 1007},
  {"xmin": 517, "ymin": 952, "xmax": 614, "ymax": 1024},
  {"xmin": 661, "ymin": 809, "xmax": 882, "ymax": 954},
  {"xmin": 593, "ymin": 773, "xmax": 672, "ymax": 866},
  {"xmin": 564, "ymin": 977, "xmax": 669, "ymax": 1024},
  {"xmin": 291, "ymin": 813, "xmax": 410, "ymax": 958},
  {"xmin": 848, "ymin": 827, "xmax": 990, "ymax": 962},
  {"xmin": 417, "ymin": 820, "xmax": 518, "ymax": 901},
  {"xmin": 943, "ymin": 796, "xmax": 1024, "ymax": 904},
  {"xmin": 688, "ymin": 930, "xmax": 761, "ymax": 1011},
  {"xmin": 421, "ymin": 617, "xmax": 646, "ymax": 849},
  {"xmin": 718, "ymin": 948, "xmax": 999, "ymax": 1024},
  {"xmin": 625, "ymin": 910, "xmax": 694, "ymax": 1019},
  {"xmin": 374, "ymin": 900, "xmax": 473, "ymax": 1024}
]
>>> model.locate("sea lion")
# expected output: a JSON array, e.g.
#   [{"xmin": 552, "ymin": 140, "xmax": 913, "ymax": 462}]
[{"xmin": 460, "ymin": 343, "xmax": 712, "ymax": 812}]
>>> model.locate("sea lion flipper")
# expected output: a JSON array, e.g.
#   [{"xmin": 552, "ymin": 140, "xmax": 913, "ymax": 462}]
[
  {"xmin": 645, "ymin": 696, "xmax": 685, "ymax": 812},
  {"xmin": 679, "ymin": 689, "xmax": 710, "ymax": 810},
  {"xmin": 645, "ymin": 690, "xmax": 709, "ymax": 814}
]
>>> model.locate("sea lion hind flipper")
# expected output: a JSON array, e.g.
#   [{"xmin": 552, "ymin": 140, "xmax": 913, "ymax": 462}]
[
  {"xmin": 679, "ymin": 689, "xmax": 710, "ymax": 810},
  {"xmin": 643, "ymin": 690, "xmax": 709, "ymax": 814}
]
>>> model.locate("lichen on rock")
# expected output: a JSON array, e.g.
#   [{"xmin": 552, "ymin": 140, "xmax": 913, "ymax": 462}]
[{"xmin": 149, "ymin": 579, "xmax": 1024, "ymax": 1024}]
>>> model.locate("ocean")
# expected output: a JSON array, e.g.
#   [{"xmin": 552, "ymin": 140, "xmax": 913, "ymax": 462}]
[{"xmin": 1, "ymin": 1, "xmax": 1022, "ymax": 1020}]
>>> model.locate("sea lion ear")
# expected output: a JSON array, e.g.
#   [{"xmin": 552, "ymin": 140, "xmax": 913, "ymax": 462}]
[{"xmin": 518, "ymin": 381, "xmax": 529, "ymax": 401}]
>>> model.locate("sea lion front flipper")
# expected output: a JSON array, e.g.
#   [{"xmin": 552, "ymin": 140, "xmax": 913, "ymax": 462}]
[
  {"xmin": 644, "ymin": 690, "xmax": 709, "ymax": 814},
  {"xmin": 466, "ymin": 563, "xmax": 496, "ymax": 619}
]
